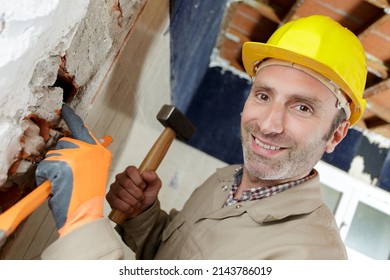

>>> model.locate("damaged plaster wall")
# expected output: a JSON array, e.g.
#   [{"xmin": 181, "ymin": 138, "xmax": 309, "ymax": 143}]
[
  {"xmin": 1, "ymin": 0, "xmax": 179, "ymax": 258},
  {"xmin": 0, "ymin": 0, "xmax": 147, "ymax": 209}
]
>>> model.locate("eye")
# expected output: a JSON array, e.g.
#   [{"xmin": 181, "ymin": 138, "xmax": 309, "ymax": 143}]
[
  {"xmin": 255, "ymin": 92, "xmax": 270, "ymax": 102},
  {"xmin": 292, "ymin": 104, "xmax": 313, "ymax": 116},
  {"xmin": 297, "ymin": 104, "xmax": 310, "ymax": 112}
]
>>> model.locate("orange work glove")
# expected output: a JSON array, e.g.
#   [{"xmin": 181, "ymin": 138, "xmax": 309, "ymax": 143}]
[{"xmin": 35, "ymin": 104, "xmax": 112, "ymax": 237}]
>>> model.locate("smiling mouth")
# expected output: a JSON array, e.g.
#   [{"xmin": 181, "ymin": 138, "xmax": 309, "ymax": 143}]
[{"xmin": 254, "ymin": 137, "xmax": 282, "ymax": 151}]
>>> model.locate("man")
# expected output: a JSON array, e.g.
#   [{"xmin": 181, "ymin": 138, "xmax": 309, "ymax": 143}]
[
  {"xmin": 105, "ymin": 15, "xmax": 367, "ymax": 259},
  {"xmin": 38, "ymin": 15, "xmax": 366, "ymax": 259}
]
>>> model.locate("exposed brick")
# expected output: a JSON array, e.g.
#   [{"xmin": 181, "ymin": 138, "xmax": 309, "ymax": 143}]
[
  {"xmin": 360, "ymin": 14, "xmax": 390, "ymax": 63},
  {"xmin": 361, "ymin": 32, "xmax": 390, "ymax": 62},
  {"xmin": 236, "ymin": 2, "xmax": 267, "ymax": 22},
  {"xmin": 229, "ymin": 3, "xmax": 277, "ymax": 42},
  {"xmin": 230, "ymin": 6, "xmax": 262, "ymax": 37},
  {"xmin": 218, "ymin": 2, "xmax": 278, "ymax": 70},
  {"xmin": 294, "ymin": 0, "xmax": 382, "ymax": 33},
  {"xmin": 220, "ymin": 38, "xmax": 244, "ymax": 70},
  {"xmin": 367, "ymin": 90, "xmax": 390, "ymax": 110}
]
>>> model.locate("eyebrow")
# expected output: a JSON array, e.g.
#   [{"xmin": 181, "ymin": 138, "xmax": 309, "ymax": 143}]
[
  {"xmin": 251, "ymin": 82, "xmax": 324, "ymax": 108},
  {"xmin": 250, "ymin": 83, "xmax": 274, "ymax": 96},
  {"xmin": 289, "ymin": 94, "xmax": 323, "ymax": 108},
  {"xmin": 251, "ymin": 83, "xmax": 272, "ymax": 92}
]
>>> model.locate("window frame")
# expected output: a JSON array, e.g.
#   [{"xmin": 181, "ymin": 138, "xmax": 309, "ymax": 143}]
[{"xmin": 315, "ymin": 160, "xmax": 390, "ymax": 260}]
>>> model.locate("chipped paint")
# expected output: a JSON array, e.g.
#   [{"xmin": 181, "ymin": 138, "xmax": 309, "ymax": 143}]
[
  {"xmin": 349, "ymin": 155, "xmax": 378, "ymax": 185},
  {"xmin": 209, "ymin": 48, "xmax": 251, "ymax": 80},
  {"xmin": 113, "ymin": 0, "xmax": 124, "ymax": 27},
  {"xmin": 362, "ymin": 129, "xmax": 390, "ymax": 149}
]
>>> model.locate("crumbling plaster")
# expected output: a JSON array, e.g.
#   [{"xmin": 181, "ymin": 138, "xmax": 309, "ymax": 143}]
[
  {"xmin": 0, "ymin": 0, "xmax": 173, "ymax": 258},
  {"xmin": 0, "ymin": 0, "xmax": 146, "ymax": 191}
]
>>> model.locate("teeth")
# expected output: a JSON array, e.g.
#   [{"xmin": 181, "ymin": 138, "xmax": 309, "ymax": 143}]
[{"xmin": 255, "ymin": 138, "xmax": 281, "ymax": 150}]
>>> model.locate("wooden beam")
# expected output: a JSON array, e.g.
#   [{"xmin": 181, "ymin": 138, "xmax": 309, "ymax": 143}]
[
  {"xmin": 366, "ymin": 55, "xmax": 389, "ymax": 79},
  {"xmin": 365, "ymin": 99, "xmax": 390, "ymax": 123},
  {"xmin": 369, "ymin": 124, "xmax": 390, "ymax": 138},
  {"xmin": 363, "ymin": 0, "xmax": 390, "ymax": 10},
  {"xmin": 364, "ymin": 78, "xmax": 390, "ymax": 98},
  {"xmin": 243, "ymin": 0, "xmax": 282, "ymax": 24},
  {"xmin": 280, "ymin": 0, "xmax": 304, "ymax": 25},
  {"xmin": 358, "ymin": 14, "xmax": 390, "ymax": 79},
  {"xmin": 364, "ymin": 115, "xmax": 389, "ymax": 128}
]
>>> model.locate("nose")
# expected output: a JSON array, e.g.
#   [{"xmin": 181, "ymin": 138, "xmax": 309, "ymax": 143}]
[{"xmin": 258, "ymin": 103, "xmax": 285, "ymax": 135}]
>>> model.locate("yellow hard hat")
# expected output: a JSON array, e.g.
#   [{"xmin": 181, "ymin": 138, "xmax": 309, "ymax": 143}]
[{"xmin": 242, "ymin": 15, "xmax": 367, "ymax": 126}]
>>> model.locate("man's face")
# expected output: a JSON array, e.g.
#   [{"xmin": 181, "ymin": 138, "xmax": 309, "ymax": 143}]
[{"xmin": 241, "ymin": 65, "xmax": 349, "ymax": 186}]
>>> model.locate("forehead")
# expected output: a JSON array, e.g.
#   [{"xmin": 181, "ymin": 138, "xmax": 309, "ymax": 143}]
[{"xmin": 252, "ymin": 65, "xmax": 337, "ymax": 104}]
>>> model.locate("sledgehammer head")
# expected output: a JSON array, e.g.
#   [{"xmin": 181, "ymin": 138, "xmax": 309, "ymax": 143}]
[{"xmin": 157, "ymin": 104, "xmax": 196, "ymax": 141}]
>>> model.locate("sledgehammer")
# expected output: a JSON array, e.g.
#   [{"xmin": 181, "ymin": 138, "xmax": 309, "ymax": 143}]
[{"xmin": 108, "ymin": 104, "xmax": 196, "ymax": 225}]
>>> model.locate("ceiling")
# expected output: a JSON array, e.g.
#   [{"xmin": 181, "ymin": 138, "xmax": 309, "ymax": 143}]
[{"xmin": 218, "ymin": 0, "xmax": 390, "ymax": 138}]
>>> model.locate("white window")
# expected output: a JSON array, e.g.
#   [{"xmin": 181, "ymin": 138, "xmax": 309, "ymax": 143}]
[{"xmin": 316, "ymin": 160, "xmax": 390, "ymax": 260}]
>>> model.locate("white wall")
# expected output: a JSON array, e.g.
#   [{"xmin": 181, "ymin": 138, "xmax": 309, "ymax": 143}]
[{"xmin": 0, "ymin": 0, "xmax": 146, "ymax": 187}]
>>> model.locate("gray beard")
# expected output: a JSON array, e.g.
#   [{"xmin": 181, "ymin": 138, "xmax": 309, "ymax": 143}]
[{"xmin": 241, "ymin": 129, "xmax": 328, "ymax": 183}]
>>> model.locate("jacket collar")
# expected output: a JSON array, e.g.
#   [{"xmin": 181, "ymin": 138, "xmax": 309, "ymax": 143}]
[{"xmin": 211, "ymin": 165, "xmax": 324, "ymax": 224}]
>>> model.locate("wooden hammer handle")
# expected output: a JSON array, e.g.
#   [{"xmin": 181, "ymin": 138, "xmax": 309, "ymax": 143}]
[{"xmin": 108, "ymin": 127, "xmax": 176, "ymax": 225}]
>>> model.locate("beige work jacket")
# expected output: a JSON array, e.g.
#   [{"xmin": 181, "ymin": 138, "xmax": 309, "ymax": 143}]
[
  {"xmin": 118, "ymin": 165, "xmax": 347, "ymax": 260},
  {"xmin": 42, "ymin": 218, "xmax": 124, "ymax": 259}
]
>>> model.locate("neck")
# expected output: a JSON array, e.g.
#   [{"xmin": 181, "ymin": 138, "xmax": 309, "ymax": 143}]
[{"xmin": 236, "ymin": 165, "xmax": 310, "ymax": 199}]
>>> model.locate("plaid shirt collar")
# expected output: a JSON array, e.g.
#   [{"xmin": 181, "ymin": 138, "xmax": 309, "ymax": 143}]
[{"xmin": 225, "ymin": 166, "xmax": 318, "ymax": 206}]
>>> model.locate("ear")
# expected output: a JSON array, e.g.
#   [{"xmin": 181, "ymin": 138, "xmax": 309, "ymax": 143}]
[{"xmin": 325, "ymin": 120, "xmax": 350, "ymax": 153}]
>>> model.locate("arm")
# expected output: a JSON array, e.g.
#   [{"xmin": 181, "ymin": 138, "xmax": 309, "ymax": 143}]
[
  {"xmin": 116, "ymin": 200, "xmax": 177, "ymax": 259},
  {"xmin": 106, "ymin": 165, "xmax": 174, "ymax": 259},
  {"xmin": 37, "ymin": 104, "xmax": 123, "ymax": 259}
]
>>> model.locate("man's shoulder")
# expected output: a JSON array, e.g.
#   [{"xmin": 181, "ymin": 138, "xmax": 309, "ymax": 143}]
[{"xmin": 215, "ymin": 164, "xmax": 242, "ymax": 180}]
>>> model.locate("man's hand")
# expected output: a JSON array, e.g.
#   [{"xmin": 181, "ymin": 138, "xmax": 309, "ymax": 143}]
[
  {"xmin": 35, "ymin": 104, "xmax": 112, "ymax": 237},
  {"xmin": 106, "ymin": 166, "xmax": 161, "ymax": 219}
]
